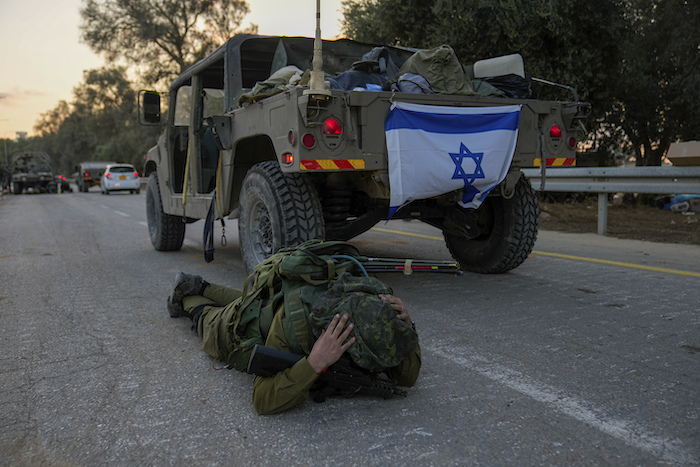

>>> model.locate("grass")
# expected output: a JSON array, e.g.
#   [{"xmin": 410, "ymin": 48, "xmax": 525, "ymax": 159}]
[{"xmin": 538, "ymin": 198, "xmax": 700, "ymax": 245}]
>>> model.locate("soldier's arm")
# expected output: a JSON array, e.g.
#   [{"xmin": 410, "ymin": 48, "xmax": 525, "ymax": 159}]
[
  {"xmin": 252, "ymin": 313, "xmax": 356, "ymax": 414},
  {"xmin": 251, "ymin": 312, "xmax": 319, "ymax": 415}
]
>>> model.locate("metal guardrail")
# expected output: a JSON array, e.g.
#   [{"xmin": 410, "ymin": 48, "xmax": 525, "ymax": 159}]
[{"xmin": 521, "ymin": 166, "xmax": 700, "ymax": 235}]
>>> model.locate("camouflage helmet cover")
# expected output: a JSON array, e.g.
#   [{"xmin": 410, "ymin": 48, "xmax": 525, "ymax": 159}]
[{"xmin": 308, "ymin": 272, "xmax": 419, "ymax": 371}]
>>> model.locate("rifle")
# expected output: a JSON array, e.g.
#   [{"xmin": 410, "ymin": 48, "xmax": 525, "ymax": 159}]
[
  {"xmin": 247, "ymin": 345, "xmax": 407, "ymax": 402},
  {"xmin": 297, "ymin": 248, "xmax": 464, "ymax": 276},
  {"xmin": 358, "ymin": 256, "xmax": 464, "ymax": 275}
]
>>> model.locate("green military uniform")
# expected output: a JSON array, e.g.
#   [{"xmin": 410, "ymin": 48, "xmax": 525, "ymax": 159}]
[{"xmin": 182, "ymin": 283, "xmax": 422, "ymax": 415}]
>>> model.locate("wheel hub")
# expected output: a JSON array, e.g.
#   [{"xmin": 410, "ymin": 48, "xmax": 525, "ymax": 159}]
[{"xmin": 250, "ymin": 202, "xmax": 274, "ymax": 260}]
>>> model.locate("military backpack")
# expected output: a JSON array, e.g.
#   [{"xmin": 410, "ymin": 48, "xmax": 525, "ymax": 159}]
[{"xmin": 223, "ymin": 240, "xmax": 418, "ymax": 372}]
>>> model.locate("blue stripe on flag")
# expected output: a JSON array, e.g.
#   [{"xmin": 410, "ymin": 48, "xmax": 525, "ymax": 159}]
[{"xmin": 386, "ymin": 108, "xmax": 520, "ymax": 134}]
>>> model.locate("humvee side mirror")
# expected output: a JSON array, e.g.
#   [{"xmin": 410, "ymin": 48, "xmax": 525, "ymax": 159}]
[{"xmin": 140, "ymin": 91, "xmax": 162, "ymax": 125}]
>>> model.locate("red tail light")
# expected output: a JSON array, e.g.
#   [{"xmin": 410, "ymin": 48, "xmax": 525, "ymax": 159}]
[
  {"xmin": 549, "ymin": 124, "xmax": 562, "ymax": 138},
  {"xmin": 302, "ymin": 133, "xmax": 316, "ymax": 149},
  {"xmin": 105, "ymin": 172, "xmax": 112, "ymax": 179},
  {"xmin": 568, "ymin": 137, "xmax": 576, "ymax": 149},
  {"xmin": 84, "ymin": 172, "xmax": 89, "ymax": 178},
  {"xmin": 134, "ymin": 171, "xmax": 139, "ymax": 177},
  {"xmin": 322, "ymin": 118, "xmax": 343, "ymax": 135}
]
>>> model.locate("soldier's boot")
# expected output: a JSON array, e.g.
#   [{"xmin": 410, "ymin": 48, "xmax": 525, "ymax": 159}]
[{"xmin": 167, "ymin": 272, "xmax": 209, "ymax": 318}]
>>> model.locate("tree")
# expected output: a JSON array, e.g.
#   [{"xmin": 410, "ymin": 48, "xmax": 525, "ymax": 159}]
[
  {"xmin": 612, "ymin": 0, "xmax": 700, "ymax": 166},
  {"xmin": 342, "ymin": 0, "xmax": 626, "ymax": 126},
  {"xmin": 80, "ymin": 0, "xmax": 256, "ymax": 85},
  {"xmin": 33, "ymin": 66, "xmax": 161, "ymax": 173},
  {"xmin": 340, "ymin": 0, "xmax": 700, "ymax": 166},
  {"xmin": 341, "ymin": 0, "xmax": 436, "ymax": 47}
]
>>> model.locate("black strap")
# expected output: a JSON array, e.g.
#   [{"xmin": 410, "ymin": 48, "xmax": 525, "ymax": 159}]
[{"xmin": 204, "ymin": 190, "xmax": 216, "ymax": 262}]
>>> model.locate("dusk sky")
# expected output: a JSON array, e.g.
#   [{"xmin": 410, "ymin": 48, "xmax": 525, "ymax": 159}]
[{"xmin": 0, "ymin": 0, "xmax": 345, "ymax": 138}]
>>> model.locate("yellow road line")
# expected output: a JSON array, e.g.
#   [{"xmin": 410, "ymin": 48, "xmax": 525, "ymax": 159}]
[
  {"xmin": 372, "ymin": 227, "xmax": 443, "ymax": 241},
  {"xmin": 371, "ymin": 227, "xmax": 700, "ymax": 278},
  {"xmin": 530, "ymin": 251, "xmax": 700, "ymax": 277}
]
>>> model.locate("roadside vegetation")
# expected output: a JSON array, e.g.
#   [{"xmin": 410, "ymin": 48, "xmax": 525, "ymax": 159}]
[{"xmin": 539, "ymin": 195, "xmax": 700, "ymax": 244}]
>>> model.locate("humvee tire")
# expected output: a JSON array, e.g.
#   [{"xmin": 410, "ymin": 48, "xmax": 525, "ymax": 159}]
[
  {"xmin": 146, "ymin": 172, "xmax": 185, "ymax": 251},
  {"xmin": 445, "ymin": 176, "xmax": 539, "ymax": 274},
  {"xmin": 238, "ymin": 161, "xmax": 325, "ymax": 273}
]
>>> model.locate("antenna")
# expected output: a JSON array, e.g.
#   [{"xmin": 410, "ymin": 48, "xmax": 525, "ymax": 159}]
[{"xmin": 304, "ymin": 0, "xmax": 331, "ymax": 99}]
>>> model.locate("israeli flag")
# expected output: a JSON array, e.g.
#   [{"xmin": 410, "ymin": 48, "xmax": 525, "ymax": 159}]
[{"xmin": 385, "ymin": 102, "xmax": 521, "ymax": 218}]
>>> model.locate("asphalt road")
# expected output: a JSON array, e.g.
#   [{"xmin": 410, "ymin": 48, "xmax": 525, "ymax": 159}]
[{"xmin": 1, "ymin": 189, "xmax": 698, "ymax": 466}]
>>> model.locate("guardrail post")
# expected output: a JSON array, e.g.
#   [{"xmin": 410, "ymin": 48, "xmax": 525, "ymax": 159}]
[{"xmin": 597, "ymin": 192, "xmax": 608, "ymax": 235}]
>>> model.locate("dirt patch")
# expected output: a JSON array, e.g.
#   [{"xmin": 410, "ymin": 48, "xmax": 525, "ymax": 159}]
[{"xmin": 538, "ymin": 197, "xmax": 700, "ymax": 245}]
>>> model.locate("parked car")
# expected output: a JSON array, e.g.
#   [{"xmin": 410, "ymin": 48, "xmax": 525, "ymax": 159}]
[{"xmin": 100, "ymin": 164, "xmax": 140, "ymax": 194}]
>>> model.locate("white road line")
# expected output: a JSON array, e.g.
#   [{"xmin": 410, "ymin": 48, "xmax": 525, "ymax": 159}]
[
  {"xmin": 138, "ymin": 221, "xmax": 148, "ymax": 227},
  {"xmin": 429, "ymin": 340, "xmax": 697, "ymax": 465},
  {"xmin": 114, "ymin": 210, "xmax": 129, "ymax": 217}
]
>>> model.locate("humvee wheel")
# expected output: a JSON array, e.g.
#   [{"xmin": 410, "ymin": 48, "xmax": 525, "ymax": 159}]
[
  {"xmin": 444, "ymin": 176, "xmax": 539, "ymax": 274},
  {"xmin": 146, "ymin": 172, "xmax": 185, "ymax": 251},
  {"xmin": 239, "ymin": 161, "xmax": 324, "ymax": 273}
]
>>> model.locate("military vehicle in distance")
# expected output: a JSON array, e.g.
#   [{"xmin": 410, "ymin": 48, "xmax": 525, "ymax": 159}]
[
  {"xmin": 75, "ymin": 161, "xmax": 116, "ymax": 192},
  {"xmin": 9, "ymin": 152, "xmax": 57, "ymax": 194},
  {"xmin": 141, "ymin": 33, "xmax": 587, "ymax": 274}
]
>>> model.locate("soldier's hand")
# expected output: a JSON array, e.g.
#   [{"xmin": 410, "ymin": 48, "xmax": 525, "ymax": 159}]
[
  {"xmin": 307, "ymin": 313, "xmax": 355, "ymax": 374},
  {"xmin": 379, "ymin": 294, "xmax": 412, "ymax": 327}
]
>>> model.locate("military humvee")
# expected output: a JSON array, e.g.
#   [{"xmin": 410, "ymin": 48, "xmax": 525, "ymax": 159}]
[
  {"xmin": 75, "ymin": 161, "xmax": 116, "ymax": 192},
  {"xmin": 141, "ymin": 34, "xmax": 587, "ymax": 273},
  {"xmin": 9, "ymin": 152, "xmax": 57, "ymax": 194}
]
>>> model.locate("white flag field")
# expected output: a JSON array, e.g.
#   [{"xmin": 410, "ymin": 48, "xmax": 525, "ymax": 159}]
[{"xmin": 385, "ymin": 102, "xmax": 522, "ymax": 218}]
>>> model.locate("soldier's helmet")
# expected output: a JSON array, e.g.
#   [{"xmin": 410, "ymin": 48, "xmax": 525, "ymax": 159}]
[{"xmin": 308, "ymin": 272, "xmax": 419, "ymax": 371}]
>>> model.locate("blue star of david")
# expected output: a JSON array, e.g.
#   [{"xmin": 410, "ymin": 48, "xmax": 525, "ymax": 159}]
[
  {"xmin": 449, "ymin": 143, "xmax": 486, "ymax": 204},
  {"xmin": 450, "ymin": 142, "xmax": 485, "ymax": 190}
]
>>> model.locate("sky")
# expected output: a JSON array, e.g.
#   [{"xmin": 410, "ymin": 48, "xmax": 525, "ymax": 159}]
[{"xmin": 0, "ymin": 0, "xmax": 345, "ymax": 138}]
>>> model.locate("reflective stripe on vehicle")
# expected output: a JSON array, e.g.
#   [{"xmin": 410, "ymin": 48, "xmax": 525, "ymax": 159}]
[
  {"xmin": 300, "ymin": 159, "xmax": 366, "ymax": 170},
  {"xmin": 534, "ymin": 157, "xmax": 576, "ymax": 167}
]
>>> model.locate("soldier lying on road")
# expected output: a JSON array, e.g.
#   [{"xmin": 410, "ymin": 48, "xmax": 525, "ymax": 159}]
[{"xmin": 166, "ymin": 272, "xmax": 422, "ymax": 415}]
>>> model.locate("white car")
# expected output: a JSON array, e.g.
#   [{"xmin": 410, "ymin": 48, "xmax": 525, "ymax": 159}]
[{"xmin": 100, "ymin": 164, "xmax": 141, "ymax": 194}]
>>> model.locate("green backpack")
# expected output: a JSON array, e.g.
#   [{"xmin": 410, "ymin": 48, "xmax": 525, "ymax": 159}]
[{"xmin": 224, "ymin": 240, "xmax": 374, "ymax": 371}]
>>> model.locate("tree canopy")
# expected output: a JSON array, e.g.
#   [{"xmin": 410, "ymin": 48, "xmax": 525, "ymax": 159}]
[
  {"xmin": 611, "ymin": 0, "xmax": 700, "ymax": 166},
  {"xmin": 341, "ymin": 0, "xmax": 699, "ymax": 165},
  {"xmin": 31, "ymin": 66, "xmax": 160, "ymax": 174},
  {"xmin": 80, "ymin": 0, "xmax": 256, "ymax": 85}
]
